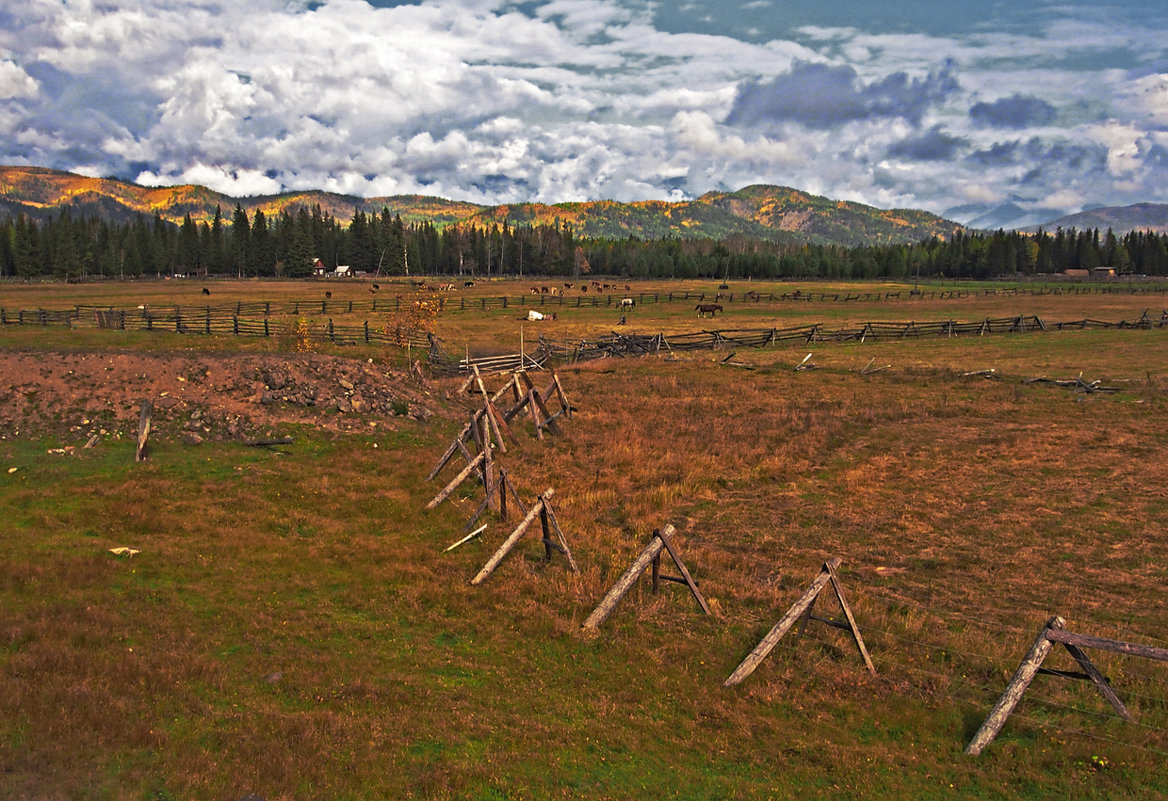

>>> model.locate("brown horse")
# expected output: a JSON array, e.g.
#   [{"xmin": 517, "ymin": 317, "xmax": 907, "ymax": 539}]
[{"xmin": 696, "ymin": 303, "xmax": 723, "ymax": 318}]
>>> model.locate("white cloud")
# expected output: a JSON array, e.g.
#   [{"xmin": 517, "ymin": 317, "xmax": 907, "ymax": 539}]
[
  {"xmin": 137, "ymin": 164, "xmax": 282, "ymax": 196},
  {"xmin": 0, "ymin": 60, "xmax": 39, "ymax": 99}
]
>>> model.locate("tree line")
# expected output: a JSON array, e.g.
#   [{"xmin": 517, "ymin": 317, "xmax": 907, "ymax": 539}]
[{"xmin": 2, "ymin": 204, "xmax": 1167, "ymax": 281}]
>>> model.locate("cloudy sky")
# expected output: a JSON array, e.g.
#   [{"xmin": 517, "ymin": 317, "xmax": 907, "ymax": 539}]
[{"xmin": 2, "ymin": 0, "xmax": 1166, "ymax": 226}]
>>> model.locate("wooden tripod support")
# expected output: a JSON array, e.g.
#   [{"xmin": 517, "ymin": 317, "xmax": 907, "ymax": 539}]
[
  {"xmin": 582, "ymin": 524, "xmax": 710, "ymax": 631},
  {"xmin": 470, "ymin": 488, "xmax": 579, "ymax": 584},
  {"xmin": 965, "ymin": 616, "xmax": 1168, "ymax": 755},
  {"xmin": 724, "ymin": 558, "xmax": 874, "ymax": 686}
]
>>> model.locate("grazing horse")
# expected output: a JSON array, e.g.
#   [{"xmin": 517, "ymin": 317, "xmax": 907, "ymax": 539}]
[
  {"xmin": 325, "ymin": 291, "xmax": 332, "ymax": 299},
  {"xmin": 695, "ymin": 303, "xmax": 723, "ymax": 318},
  {"xmin": 201, "ymin": 287, "xmax": 210, "ymax": 295},
  {"xmin": 619, "ymin": 297, "xmax": 635, "ymax": 309}
]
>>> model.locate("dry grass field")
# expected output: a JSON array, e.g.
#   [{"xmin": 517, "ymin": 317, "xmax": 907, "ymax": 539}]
[{"xmin": 2, "ymin": 277, "xmax": 1168, "ymax": 800}]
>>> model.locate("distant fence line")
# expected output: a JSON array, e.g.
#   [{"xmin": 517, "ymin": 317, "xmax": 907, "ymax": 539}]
[
  {"xmin": 4, "ymin": 301, "xmax": 1167, "ymax": 374},
  {"xmin": 1, "ymin": 304, "xmax": 433, "ymax": 349},
  {"xmin": 526, "ymin": 311, "xmax": 1168, "ymax": 368},
  {"xmin": 4, "ymin": 280, "xmax": 1168, "ymax": 327}
]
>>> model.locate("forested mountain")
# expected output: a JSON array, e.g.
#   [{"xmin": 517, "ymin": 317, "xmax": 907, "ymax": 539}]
[{"xmin": 0, "ymin": 166, "xmax": 959, "ymax": 248}]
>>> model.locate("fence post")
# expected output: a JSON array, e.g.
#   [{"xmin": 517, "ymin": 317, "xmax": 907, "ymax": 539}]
[
  {"xmin": 329, "ymin": 319, "xmax": 335, "ymax": 342},
  {"xmin": 364, "ymin": 321, "xmax": 369, "ymax": 343},
  {"xmin": 264, "ymin": 318, "xmax": 270, "ymax": 337}
]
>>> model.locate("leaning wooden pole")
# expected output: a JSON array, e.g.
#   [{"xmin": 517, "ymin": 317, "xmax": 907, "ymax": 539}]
[
  {"xmin": 723, "ymin": 558, "xmax": 840, "ymax": 686},
  {"xmin": 135, "ymin": 399, "xmax": 152, "ymax": 462},
  {"xmin": 470, "ymin": 488, "xmax": 554, "ymax": 585},
  {"xmin": 965, "ymin": 616, "xmax": 1063, "ymax": 756},
  {"xmin": 582, "ymin": 525, "xmax": 673, "ymax": 631},
  {"xmin": 826, "ymin": 560, "xmax": 876, "ymax": 675},
  {"xmin": 425, "ymin": 451, "xmax": 486, "ymax": 510}
]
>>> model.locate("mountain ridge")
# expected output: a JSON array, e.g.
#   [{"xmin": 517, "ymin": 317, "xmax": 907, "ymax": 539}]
[{"xmin": 0, "ymin": 165, "xmax": 963, "ymax": 247}]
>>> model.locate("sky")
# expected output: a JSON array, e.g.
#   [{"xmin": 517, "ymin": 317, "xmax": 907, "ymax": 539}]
[{"xmin": 1, "ymin": 0, "xmax": 1167, "ymax": 227}]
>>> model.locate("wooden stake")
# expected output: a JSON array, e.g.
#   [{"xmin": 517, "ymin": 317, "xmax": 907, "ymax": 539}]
[
  {"xmin": 541, "ymin": 500, "xmax": 579, "ymax": 574},
  {"xmin": 135, "ymin": 399, "xmax": 152, "ymax": 462},
  {"xmin": 656, "ymin": 525, "xmax": 711, "ymax": 615},
  {"xmin": 826, "ymin": 560, "xmax": 876, "ymax": 675},
  {"xmin": 445, "ymin": 525, "xmax": 487, "ymax": 552}
]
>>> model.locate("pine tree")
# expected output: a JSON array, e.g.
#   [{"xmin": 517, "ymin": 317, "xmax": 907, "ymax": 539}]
[{"xmin": 231, "ymin": 204, "xmax": 250, "ymax": 277}]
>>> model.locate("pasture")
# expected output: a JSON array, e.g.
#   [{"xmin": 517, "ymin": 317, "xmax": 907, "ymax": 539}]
[{"xmin": 2, "ymin": 276, "xmax": 1168, "ymax": 800}]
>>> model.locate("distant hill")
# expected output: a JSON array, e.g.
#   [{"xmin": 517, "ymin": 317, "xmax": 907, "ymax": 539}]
[
  {"xmin": 1022, "ymin": 203, "xmax": 1168, "ymax": 235},
  {"xmin": 0, "ymin": 165, "xmax": 962, "ymax": 247}
]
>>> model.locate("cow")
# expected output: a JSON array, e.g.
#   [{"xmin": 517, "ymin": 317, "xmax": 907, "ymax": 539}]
[
  {"xmin": 201, "ymin": 287, "xmax": 210, "ymax": 296},
  {"xmin": 465, "ymin": 280, "xmax": 475, "ymax": 287},
  {"xmin": 696, "ymin": 303, "xmax": 723, "ymax": 318},
  {"xmin": 372, "ymin": 283, "xmax": 380, "ymax": 290},
  {"xmin": 325, "ymin": 291, "xmax": 332, "ymax": 299},
  {"xmin": 526, "ymin": 310, "xmax": 557, "ymax": 321}
]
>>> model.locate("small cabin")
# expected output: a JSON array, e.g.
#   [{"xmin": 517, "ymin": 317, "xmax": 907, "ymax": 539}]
[
  {"xmin": 311, "ymin": 258, "xmax": 327, "ymax": 277},
  {"xmin": 334, "ymin": 265, "xmax": 352, "ymax": 278}
]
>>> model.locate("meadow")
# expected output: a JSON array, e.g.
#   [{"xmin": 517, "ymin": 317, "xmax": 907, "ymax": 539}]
[{"xmin": 2, "ymin": 276, "xmax": 1168, "ymax": 800}]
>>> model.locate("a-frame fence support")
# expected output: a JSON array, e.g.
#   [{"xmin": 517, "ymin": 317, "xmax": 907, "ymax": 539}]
[
  {"xmin": 965, "ymin": 616, "xmax": 1168, "ymax": 755},
  {"xmin": 582, "ymin": 524, "xmax": 710, "ymax": 631},
  {"xmin": 470, "ymin": 488, "xmax": 579, "ymax": 584},
  {"xmin": 724, "ymin": 557, "xmax": 874, "ymax": 686}
]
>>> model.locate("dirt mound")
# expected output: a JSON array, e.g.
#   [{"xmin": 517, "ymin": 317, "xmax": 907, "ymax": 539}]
[{"xmin": 0, "ymin": 349, "xmax": 444, "ymax": 446}]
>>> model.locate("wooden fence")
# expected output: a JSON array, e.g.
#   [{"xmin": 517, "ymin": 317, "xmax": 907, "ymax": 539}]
[{"xmin": 532, "ymin": 311, "xmax": 1168, "ymax": 364}]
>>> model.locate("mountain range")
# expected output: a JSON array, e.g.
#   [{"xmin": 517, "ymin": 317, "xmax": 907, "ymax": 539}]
[{"xmin": 2, "ymin": 165, "xmax": 1165, "ymax": 245}]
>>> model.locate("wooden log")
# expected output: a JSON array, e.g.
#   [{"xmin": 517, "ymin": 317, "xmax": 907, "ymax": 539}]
[
  {"xmin": 965, "ymin": 616, "xmax": 1063, "ymax": 756},
  {"xmin": 244, "ymin": 437, "xmax": 294, "ymax": 447},
  {"xmin": 582, "ymin": 525, "xmax": 673, "ymax": 630},
  {"xmin": 1044, "ymin": 628, "xmax": 1168, "ymax": 663},
  {"xmin": 427, "ymin": 410, "xmax": 484, "ymax": 481},
  {"xmin": 530, "ymin": 388, "xmax": 561, "ymax": 434},
  {"xmin": 470, "ymin": 488, "xmax": 554, "ymax": 584},
  {"xmin": 723, "ymin": 558, "xmax": 840, "ymax": 686},
  {"xmin": 135, "ymin": 400, "xmax": 152, "ymax": 462},
  {"xmin": 426, "ymin": 451, "xmax": 486, "ymax": 510},
  {"xmin": 480, "ymin": 416, "xmax": 497, "ymax": 512}
]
